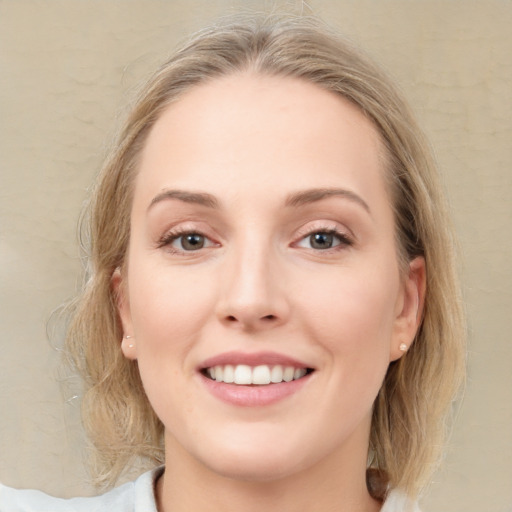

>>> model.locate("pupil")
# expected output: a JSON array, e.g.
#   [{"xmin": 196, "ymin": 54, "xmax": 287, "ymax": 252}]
[
  {"xmin": 310, "ymin": 232, "xmax": 333, "ymax": 249},
  {"xmin": 182, "ymin": 234, "xmax": 204, "ymax": 250}
]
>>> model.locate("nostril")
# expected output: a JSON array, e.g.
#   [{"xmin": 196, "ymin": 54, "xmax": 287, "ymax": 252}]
[{"xmin": 225, "ymin": 314, "xmax": 276, "ymax": 323}]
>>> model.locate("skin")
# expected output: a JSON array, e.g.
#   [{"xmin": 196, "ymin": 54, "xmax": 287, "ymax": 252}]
[{"xmin": 113, "ymin": 73, "xmax": 425, "ymax": 512}]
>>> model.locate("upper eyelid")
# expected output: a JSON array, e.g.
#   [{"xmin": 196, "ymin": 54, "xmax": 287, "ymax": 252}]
[
  {"xmin": 156, "ymin": 214, "xmax": 229, "ymax": 236},
  {"xmin": 159, "ymin": 221, "xmax": 215, "ymax": 238},
  {"xmin": 293, "ymin": 221, "xmax": 354, "ymax": 240}
]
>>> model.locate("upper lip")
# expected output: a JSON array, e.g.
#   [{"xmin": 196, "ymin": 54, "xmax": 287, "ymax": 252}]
[{"xmin": 199, "ymin": 351, "xmax": 313, "ymax": 370}]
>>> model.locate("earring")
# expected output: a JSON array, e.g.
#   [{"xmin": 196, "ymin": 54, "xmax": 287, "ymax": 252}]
[
  {"xmin": 124, "ymin": 335, "xmax": 134, "ymax": 348},
  {"xmin": 399, "ymin": 343, "xmax": 408, "ymax": 352}
]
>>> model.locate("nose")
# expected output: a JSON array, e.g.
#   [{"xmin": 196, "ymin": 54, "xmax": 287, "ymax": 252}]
[{"xmin": 215, "ymin": 244, "xmax": 290, "ymax": 332}]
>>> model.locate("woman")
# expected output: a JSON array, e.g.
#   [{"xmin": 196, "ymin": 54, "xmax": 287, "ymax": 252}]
[{"xmin": 0, "ymin": 15, "xmax": 465, "ymax": 512}]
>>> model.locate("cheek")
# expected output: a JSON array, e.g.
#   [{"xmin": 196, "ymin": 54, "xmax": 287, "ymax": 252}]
[
  {"xmin": 297, "ymin": 261, "xmax": 400, "ymax": 365},
  {"xmin": 126, "ymin": 263, "xmax": 218, "ymax": 424},
  {"xmin": 125, "ymin": 262, "xmax": 219, "ymax": 419},
  {"xmin": 128, "ymin": 262, "xmax": 217, "ymax": 346}
]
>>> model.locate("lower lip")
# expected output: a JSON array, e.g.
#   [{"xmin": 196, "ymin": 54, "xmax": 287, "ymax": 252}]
[{"xmin": 199, "ymin": 373, "xmax": 312, "ymax": 407}]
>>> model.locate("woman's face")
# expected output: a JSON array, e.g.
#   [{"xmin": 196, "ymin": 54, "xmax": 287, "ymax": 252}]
[{"xmin": 115, "ymin": 73, "xmax": 424, "ymax": 481}]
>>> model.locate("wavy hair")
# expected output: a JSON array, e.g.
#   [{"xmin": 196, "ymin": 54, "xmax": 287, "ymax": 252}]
[{"xmin": 65, "ymin": 15, "xmax": 465, "ymax": 499}]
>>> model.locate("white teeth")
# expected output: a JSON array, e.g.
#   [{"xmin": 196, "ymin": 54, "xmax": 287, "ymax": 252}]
[
  {"xmin": 223, "ymin": 364, "xmax": 234, "ymax": 383},
  {"xmin": 283, "ymin": 366, "xmax": 295, "ymax": 382},
  {"xmin": 252, "ymin": 365, "xmax": 271, "ymax": 385},
  {"xmin": 205, "ymin": 364, "xmax": 309, "ymax": 385},
  {"xmin": 270, "ymin": 365, "xmax": 283, "ymax": 383},
  {"xmin": 234, "ymin": 365, "xmax": 252, "ymax": 385}
]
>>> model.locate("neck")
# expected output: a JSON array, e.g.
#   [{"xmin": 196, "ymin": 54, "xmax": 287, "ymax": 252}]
[{"xmin": 156, "ymin": 435, "xmax": 381, "ymax": 512}]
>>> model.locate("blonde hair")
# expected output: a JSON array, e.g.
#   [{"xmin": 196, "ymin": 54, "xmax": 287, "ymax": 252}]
[{"xmin": 66, "ymin": 15, "xmax": 465, "ymax": 498}]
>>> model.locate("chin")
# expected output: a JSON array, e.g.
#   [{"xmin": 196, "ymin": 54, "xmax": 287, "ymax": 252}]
[
  {"xmin": 190, "ymin": 426, "xmax": 319, "ymax": 483},
  {"xmin": 204, "ymin": 450, "xmax": 307, "ymax": 483}
]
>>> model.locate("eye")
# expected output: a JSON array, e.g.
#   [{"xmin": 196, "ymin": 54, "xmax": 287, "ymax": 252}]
[
  {"xmin": 158, "ymin": 230, "xmax": 216, "ymax": 252},
  {"xmin": 174, "ymin": 233, "xmax": 207, "ymax": 251},
  {"xmin": 296, "ymin": 230, "xmax": 352, "ymax": 250}
]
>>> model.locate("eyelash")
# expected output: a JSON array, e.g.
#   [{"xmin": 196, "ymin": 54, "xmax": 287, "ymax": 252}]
[{"xmin": 156, "ymin": 226, "xmax": 354, "ymax": 254}]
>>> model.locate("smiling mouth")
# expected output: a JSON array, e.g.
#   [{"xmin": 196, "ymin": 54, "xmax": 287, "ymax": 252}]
[{"xmin": 201, "ymin": 364, "xmax": 314, "ymax": 385}]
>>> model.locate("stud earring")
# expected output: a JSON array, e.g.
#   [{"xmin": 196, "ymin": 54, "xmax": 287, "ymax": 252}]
[
  {"xmin": 124, "ymin": 335, "xmax": 134, "ymax": 348},
  {"xmin": 399, "ymin": 343, "xmax": 408, "ymax": 352}
]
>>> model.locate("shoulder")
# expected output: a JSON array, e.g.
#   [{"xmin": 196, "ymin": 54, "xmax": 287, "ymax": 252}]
[
  {"xmin": 381, "ymin": 489, "xmax": 422, "ymax": 512},
  {"xmin": 0, "ymin": 467, "xmax": 162, "ymax": 512}
]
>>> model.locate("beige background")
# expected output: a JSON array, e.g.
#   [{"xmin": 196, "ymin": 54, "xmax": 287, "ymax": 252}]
[{"xmin": 1, "ymin": 1, "xmax": 511, "ymax": 511}]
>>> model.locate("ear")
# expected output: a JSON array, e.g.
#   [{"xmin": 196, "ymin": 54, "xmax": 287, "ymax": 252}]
[
  {"xmin": 111, "ymin": 267, "xmax": 137, "ymax": 360},
  {"xmin": 389, "ymin": 256, "xmax": 426, "ymax": 362}
]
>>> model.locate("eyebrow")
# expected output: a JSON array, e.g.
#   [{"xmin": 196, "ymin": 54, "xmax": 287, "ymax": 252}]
[
  {"xmin": 148, "ymin": 189, "xmax": 219, "ymax": 210},
  {"xmin": 285, "ymin": 188, "xmax": 371, "ymax": 214},
  {"xmin": 148, "ymin": 187, "xmax": 370, "ymax": 214}
]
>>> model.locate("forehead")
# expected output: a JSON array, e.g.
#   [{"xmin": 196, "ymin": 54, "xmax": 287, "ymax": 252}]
[{"xmin": 134, "ymin": 73, "xmax": 389, "ymax": 210}]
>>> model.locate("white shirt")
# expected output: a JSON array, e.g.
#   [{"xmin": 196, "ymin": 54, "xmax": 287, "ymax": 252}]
[{"xmin": 0, "ymin": 467, "xmax": 420, "ymax": 512}]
